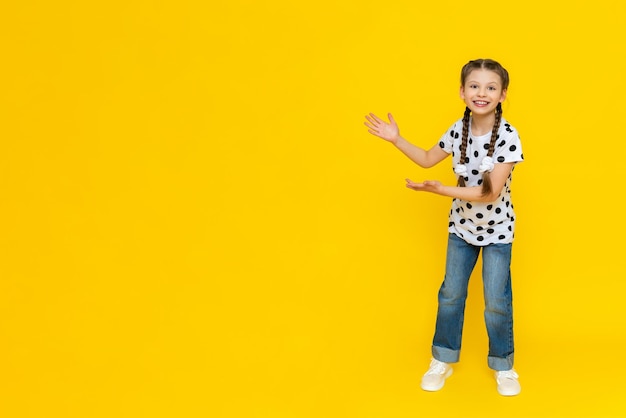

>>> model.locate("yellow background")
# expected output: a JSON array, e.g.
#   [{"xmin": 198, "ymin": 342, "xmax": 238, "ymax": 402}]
[{"xmin": 1, "ymin": 0, "xmax": 625, "ymax": 417}]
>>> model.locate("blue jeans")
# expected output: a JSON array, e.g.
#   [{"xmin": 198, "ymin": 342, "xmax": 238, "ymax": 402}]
[{"xmin": 432, "ymin": 233, "xmax": 514, "ymax": 371}]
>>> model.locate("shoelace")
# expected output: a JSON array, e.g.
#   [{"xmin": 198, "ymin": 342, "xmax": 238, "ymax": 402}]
[
  {"xmin": 496, "ymin": 370, "xmax": 519, "ymax": 380},
  {"xmin": 425, "ymin": 360, "xmax": 447, "ymax": 376}
]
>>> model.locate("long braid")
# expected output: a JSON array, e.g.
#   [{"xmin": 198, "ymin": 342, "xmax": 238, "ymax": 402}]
[
  {"xmin": 457, "ymin": 106, "xmax": 471, "ymax": 187},
  {"xmin": 481, "ymin": 102, "xmax": 503, "ymax": 196},
  {"xmin": 459, "ymin": 59, "xmax": 510, "ymax": 194}
]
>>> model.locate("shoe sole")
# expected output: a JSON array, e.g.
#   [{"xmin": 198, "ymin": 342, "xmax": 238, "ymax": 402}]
[{"xmin": 497, "ymin": 387, "xmax": 521, "ymax": 396}]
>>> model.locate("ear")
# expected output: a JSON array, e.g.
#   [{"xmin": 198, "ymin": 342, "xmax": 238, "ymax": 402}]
[
  {"xmin": 499, "ymin": 89, "xmax": 507, "ymax": 103},
  {"xmin": 460, "ymin": 85, "xmax": 465, "ymax": 100}
]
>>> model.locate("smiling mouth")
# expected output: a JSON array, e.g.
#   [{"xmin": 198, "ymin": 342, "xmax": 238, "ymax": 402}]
[{"xmin": 474, "ymin": 101, "xmax": 489, "ymax": 106}]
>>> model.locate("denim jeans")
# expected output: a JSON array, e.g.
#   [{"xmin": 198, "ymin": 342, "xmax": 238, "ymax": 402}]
[{"xmin": 432, "ymin": 233, "xmax": 514, "ymax": 371}]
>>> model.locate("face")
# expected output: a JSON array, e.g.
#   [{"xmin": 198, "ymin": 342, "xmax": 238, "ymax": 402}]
[{"xmin": 460, "ymin": 69, "xmax": 507, "ymax": 116}]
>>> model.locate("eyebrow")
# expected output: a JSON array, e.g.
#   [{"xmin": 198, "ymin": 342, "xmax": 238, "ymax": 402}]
[{"xmin": 466, "ymin": 80, "xmax": 501, "ymax": 86}]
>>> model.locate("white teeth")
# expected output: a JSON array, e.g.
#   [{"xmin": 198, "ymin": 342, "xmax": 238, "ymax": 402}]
[{"xmin": 475, "ymin": 101, "xmax": 488, "ymax": 105}]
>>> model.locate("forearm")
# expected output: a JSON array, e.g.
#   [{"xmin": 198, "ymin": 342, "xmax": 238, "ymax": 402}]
[
  {"xmin": 393, "ymin": 136, "xmax": 434, "ymax": 168},
  {"xmin": 435, "ymin": 184, "xmax": 500, "ymax": 203}
]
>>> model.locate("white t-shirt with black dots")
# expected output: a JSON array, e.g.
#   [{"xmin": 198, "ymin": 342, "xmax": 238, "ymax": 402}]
[{"xmin": 438, "ymin": 116, "xmax": 524, "ymax": 246}]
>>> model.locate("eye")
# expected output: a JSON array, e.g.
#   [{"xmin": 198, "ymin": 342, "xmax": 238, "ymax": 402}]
[
  {"xmin": 488, "ymin": 86, "xmax": 497, "ymax": 91},
  {"xmin": 469, "ymin": 84, "xmax": 478, "ymax": 89}
]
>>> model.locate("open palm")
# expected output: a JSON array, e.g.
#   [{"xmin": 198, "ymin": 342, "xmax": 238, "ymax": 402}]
[{"xmin": 364, "ymin": 113, "xmax": 400, "ymax": 143}]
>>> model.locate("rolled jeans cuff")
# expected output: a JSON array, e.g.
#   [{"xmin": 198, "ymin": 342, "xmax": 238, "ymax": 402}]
[
  {"xmin": 432, "ymin": 345, "xmax": 460, "ymax": 364},
  {"xmin": 488, "ymin": 353, "xmax": 514, "ymax": 371}
]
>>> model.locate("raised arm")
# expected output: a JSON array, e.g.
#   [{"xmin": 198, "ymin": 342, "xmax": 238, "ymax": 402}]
[
  {"xmin": 365, "ymin": 113, "xmax": 449, "ymax": 168},
  {"xmin": 405, "ymin": 162, "xmax": 515, "ymax": 203}
]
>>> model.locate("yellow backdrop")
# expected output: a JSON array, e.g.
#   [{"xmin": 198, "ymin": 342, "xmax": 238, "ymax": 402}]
[{"xmin": 1, "ymin": 1, "xmax": 624, "ymax": 417}]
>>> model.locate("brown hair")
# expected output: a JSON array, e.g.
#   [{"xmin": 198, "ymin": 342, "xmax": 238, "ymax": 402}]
[{"xmin": 457, "ymin": 59, "xmax": 508, "ymax": 197}]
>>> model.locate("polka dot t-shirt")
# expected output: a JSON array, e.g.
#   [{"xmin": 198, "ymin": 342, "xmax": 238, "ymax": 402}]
[{"xmin": 438, "ymin": 116, "xmax": 524, "ymax": 246}]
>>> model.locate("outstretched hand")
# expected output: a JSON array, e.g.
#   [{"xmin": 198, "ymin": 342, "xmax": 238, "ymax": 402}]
[
  {"xmin": 405, "ymin": 179, "xmax": 443, "ymax": 193},
  {"xmin": 364, "ymin": 113, "xmax": 400, "ymax": 144}
]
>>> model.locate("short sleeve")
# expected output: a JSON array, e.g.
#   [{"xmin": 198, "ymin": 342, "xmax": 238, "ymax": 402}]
[
  {"xmin": 492, "ymin": 121, "xmax": 524, "ymax": 164},
  {"xmin": 438, "ymin": 119, "xmax": 463, "ymax": 154}
]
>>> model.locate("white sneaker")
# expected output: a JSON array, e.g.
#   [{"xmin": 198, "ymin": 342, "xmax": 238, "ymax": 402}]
[
  {"xmin": 420, "ymin": 358, "xmax": 453, "ymax": 391},
  {"xmin": 495, "ymin": 369, "xmax": 521, "ymax": 396}
]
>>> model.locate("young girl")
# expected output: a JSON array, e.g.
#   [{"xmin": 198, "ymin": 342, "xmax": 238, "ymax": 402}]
[{"xmin": 364, "ymin": 59, "xmax": 523, "ymax": 396}]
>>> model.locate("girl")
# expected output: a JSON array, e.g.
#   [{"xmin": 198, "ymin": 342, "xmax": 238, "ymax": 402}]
[{"xmin": 364, "ymin": 59, "xmax": 523, "ymax": 396}]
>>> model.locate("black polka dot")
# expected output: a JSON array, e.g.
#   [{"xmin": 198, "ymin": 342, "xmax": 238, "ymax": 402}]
[
  {"xmin": 474, "ymin": 150, "xmax": 479, "ymax": 158},
  {"xmin": 477, "ymin": 236, "xmax": 484, "ymax": 242},
  {"xmin": 488, "ymin": 220, "xmax": 495, "ymax": 226},
  {"xmin": 499, "ymin": 235, "xmax": 506, "ymax": 240},
  {"xmin": 449, "ymin": 222, "xmax": 454, "ymax": 227},
  {"xmin": 498, "ymin": 140, "xmax": 506, "ymax": 147},
  {"xmin": 460, "ymin": 219, "xmax": 466, "ymax": 224},
  {"xmin": 472, "ymin": 169, "xmax": 479, "ymax": 175},
  {"xmin": 495, "ymin": 207, "xmax": 501, "ymax": 214},
  {"xmin": 476, "ymin": 213, "xmax": 484, "ymax": 219},
  {"xmin": 483, "ymin": 144, "xmax": 490, "ymax": 150},
  {"xmin": 439, "ymin": 141, "xmax": 445, "ymax": 148},
  {"xmin": 497, "ymin": 156, "xmax": 505, "ymax": 163},
  {"xmin": 477, "ymin": 226, "xmax": 483, "ymax": 231},
  {"xmin": 477, "ymin": 179, "xmax": 483, "ymax": 185},
  {"xmin": 487, "ymin": 228, "xmax": 494, "ymax": 233},
  {"xmin": 466, "ymin": 203, "xmax": 473, "ymax": 209},
  {"xmin": 465, "ymin": 157, "xmax": 470, "ymax": 163},
  {"xmin": 487, "ymin": 204, "xmax": 493, "ymax": 210},
  {"xmin": 509, "ymin": 145, "xmax": 517, "ymax": 152}
]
